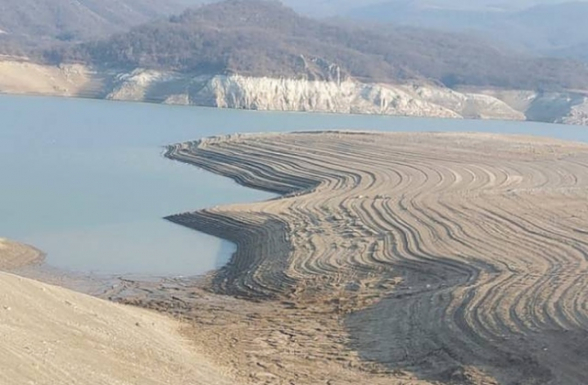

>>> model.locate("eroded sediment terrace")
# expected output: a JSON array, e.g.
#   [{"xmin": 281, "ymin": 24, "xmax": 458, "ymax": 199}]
[{"xmin": 161, "ymin": 132, "xmax": 588, "ymax": 384}]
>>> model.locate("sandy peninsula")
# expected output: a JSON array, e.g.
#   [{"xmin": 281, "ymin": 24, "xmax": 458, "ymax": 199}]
[
  {"xmin": 0, "ymin": 239, "xmax": 233, "ymax": 385},
  {"xmin": 133, "ymin": 131, "xmax": 588, "ymax": 385}
]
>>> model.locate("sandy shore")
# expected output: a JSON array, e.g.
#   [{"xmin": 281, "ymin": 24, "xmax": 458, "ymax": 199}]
[
  {"xmin": 0, "ymin": 241, "xmax": 233, "ymax": 385},
  {"xmin": 149, "ymin": 132, "xmax": 588, "ymax": 384}
]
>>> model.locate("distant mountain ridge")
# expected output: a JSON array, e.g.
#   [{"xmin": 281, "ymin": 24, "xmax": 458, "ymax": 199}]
[
  {"xmin": 348, "ymin": 0, "xmax": 588, "ymax": 61},
  {"xmin": 45, "ymin": 0, "xmax": 588, "ymax": 91},
  {"xmin": 0, "ymin": 0, "xmax": 208, "ymax": 43}
]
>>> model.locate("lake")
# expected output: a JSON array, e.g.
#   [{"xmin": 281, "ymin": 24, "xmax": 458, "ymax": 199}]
[{"xmin": 1, "ymin": 94, "xmax": 587, "ymax": 277}]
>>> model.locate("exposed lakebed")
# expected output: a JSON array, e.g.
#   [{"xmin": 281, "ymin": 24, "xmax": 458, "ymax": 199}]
[{"xmin": 2, "ymin": 94, "xmax": 588, "ymax": 277}]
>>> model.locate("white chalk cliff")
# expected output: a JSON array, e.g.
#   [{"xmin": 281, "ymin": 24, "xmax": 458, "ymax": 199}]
[
  {"xmin": 106, "ymin": 70, "xmax": 523, "ymax": 120},
  {"xmin": 0, "ymin": 60, "xmax": 586, "ymax": 125}
]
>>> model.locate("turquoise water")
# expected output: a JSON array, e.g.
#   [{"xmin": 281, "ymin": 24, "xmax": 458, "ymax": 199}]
[{"xmin": 1, "ymin": 95, "xmax": 587, "ymax": 276}]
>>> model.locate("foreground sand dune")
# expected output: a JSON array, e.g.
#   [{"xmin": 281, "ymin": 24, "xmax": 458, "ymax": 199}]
[
  {"xmin": 0, "ymin": 240, "xmax": 233, "ymax": 385},
  {"xmin": 164, "ymin": 132, "xmax": 588, "ymax": 384}
]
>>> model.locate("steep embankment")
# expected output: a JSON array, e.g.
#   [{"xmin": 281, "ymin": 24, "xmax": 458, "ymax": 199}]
[
  {"xmin": 2, "ymin": 60, "xmax": 587, "ymax": 124},
  {"xmin": 164, "ymin": 132, "xmax": 588, "ymax": 384},
  {"xmin": 0, "ymin": 239, "xmax": 233, "ymax": 385},
  {"xmin": 0, "ymin": 59, "xmax": 573, "ymax": 124},
  {"xmin": 102, "ymin": 71, "xmax": 588, "ymax": 125}
]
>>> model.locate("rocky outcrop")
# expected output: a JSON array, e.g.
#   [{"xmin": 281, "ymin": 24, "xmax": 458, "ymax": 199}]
[
  {"xmin": 100, "ymin": 70, "xmax": 523, "ymax": 120},
  {"xmin": 476, "ymin": 88, "xmax": 588, "ymax": 125},
  {"xmin": 106, "ymin": 69, "xmax": 182, "ymax": 102},
  {"xmin": 0, "ymin": 60, "xmax": 586, "ymax": 125},
  {"xmin": 560, "ymin": 97, "xmax": 588, "ymax": 125},
  {"xmin": 405, "ymin": 85, "xmax": 525, "ymax": 120},
  {"xmin": 193, "ymin": 75, "xmax": 462, "ymax": 118}
]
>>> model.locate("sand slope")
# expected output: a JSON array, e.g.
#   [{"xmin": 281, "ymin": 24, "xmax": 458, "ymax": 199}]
[
  {"xmin": 0, "ymin": 242, "xmax": 233, "ymax": 385},
  {"xmin": 0, "ymin": 238, "xmax": 44, "ymax": 270},
  {"xmin": 164, "ymin": 132, "xmax": 588, "ymax": 384},
  {"xmin": 0, "ymin": 61, "xmax": 96, "ymax": 96}
]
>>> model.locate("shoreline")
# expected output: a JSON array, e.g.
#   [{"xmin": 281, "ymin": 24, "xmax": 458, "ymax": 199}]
[
  {"xmin": 0, "ymin": 89, "xmax": 580, "ymax": 128},
  {"xmin": 3, "ymin": 90, "xmax": 579, "ymax": 129},
  {"xmin": 0, "ymin": 239, "xmax": 234, "ymax": 384},
  {"xmin": 0, "ymin": 236, "xmax": 211, "ymax": 298},
  {"xmin": 4, "ymin": 131, "xmax": 588, "ymax": 383},
  {"xmin": 1, "ymin": 60, "xmax": 587, "ymax": 127}
]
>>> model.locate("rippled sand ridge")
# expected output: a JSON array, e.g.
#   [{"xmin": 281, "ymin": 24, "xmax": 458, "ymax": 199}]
[{"xmin": 165, "ymin": 132, "xmax": 588, "ymax": 384}]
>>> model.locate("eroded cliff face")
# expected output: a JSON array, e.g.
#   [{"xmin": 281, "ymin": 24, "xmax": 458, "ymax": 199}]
[
  {"xmin": 194, "ymin": 75, "xmax": 461, "ymax": 118},
  {"xmin": 0, "ymin": 60, "xmax": 585, "ymax": 126},
  {"xmin": 561, "ymin": 98, "xmax": 588, "ymax": 125},
  {"xmin": 105, "ymin": 70, "xmax": 523, "ymax": 120}
]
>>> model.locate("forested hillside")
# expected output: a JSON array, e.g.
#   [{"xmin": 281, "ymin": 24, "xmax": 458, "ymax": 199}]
[{"xmin": 46, "ymin": 0, "xmax": 588, "ymax": 91}]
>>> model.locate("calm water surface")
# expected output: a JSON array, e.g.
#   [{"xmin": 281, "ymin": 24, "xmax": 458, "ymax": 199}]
[{"xmin": 1, "ymin": 95, "xmax": 587, "ymax": 276}]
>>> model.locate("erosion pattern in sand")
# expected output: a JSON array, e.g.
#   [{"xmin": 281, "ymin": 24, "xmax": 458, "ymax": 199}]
[
  {"xmin": 0, "ymin": 241, "xmax": 233, "ymax": 385},
  {"xmin": 165, "ymin": 132, "xmax": 588, "ymax": 384}
]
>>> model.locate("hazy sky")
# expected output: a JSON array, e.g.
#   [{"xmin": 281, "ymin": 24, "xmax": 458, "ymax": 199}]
[
  {"xmin": 170, "ymin": 0, "xmax": 588, "ymax": 17},
  {"xmin": 281, "ymin": 0, "xmax": 588, "ymax": 15}
]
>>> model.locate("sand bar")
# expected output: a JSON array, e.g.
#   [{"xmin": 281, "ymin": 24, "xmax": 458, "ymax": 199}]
[{"xmin": 158, "ymin": 132, "xmax": 588, "ymax": 384}]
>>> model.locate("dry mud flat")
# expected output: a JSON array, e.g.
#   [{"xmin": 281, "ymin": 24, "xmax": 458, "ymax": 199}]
[{"xmin": 150, "ymin": 131, "xmax": 588, "ymax": 385}]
